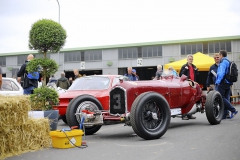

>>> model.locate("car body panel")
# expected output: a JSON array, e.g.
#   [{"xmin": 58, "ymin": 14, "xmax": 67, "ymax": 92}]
[
  {"xmin": 53, "ymin": 75, "xmax": 128, "ymax": 116},
  {"xmin": 110, "ymin": 75, "xmax": 202, "ymax": 115}
]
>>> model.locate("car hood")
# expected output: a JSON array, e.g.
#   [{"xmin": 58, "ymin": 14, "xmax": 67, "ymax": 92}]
[{"xmin": 59, "ymin": 90, "xmax": 107, "ymax": 99}]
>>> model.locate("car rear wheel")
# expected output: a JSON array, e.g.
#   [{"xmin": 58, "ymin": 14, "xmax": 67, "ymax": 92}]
[
  {"xmin": 130, "ymin": 92, "xmax": 171, "ymax": 140},
  {"xmin": 66, "ymin": 95, "xmax": 103, "ymax": 135},
  {"xmin": 205, "ymin": 90, "xmax": 224, "ymax": 125}
]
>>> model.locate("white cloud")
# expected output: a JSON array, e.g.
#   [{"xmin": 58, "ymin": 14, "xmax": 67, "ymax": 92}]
[{"xmin": 0, "ymin": 0, "xmax": 240, "ymax": 53}]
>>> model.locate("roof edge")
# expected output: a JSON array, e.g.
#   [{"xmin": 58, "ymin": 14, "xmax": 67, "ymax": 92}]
[{"xmin": 1, "ymin": 35, "xmax": 240, "ymax": 56}]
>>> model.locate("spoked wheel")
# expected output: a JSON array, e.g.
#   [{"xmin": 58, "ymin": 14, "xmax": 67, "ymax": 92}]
[
  {"xmin": 142, "ymin": 102, "xmax": 163, "ymax": 131},
  {"xmin": 205, "ymin": 90, "xmax": 224, "ymax": 125},
  {"xmin": 66, "ymin": 95, "xmax": 103, "ymax": 135},
  {"xmin": 130, "ymin": 92, "xmax": 171, "ymax": 140}
]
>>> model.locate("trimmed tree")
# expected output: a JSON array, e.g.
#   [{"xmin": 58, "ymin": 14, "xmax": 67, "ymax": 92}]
[{"xmin": 27, "ymin": 19, "xmax": 67, "ymax": 110}]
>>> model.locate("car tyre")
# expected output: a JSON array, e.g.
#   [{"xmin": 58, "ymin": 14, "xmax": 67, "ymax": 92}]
[
  {"xmin": 205, "ymin": 90, "xmax": 224, "ymax": 125},
  {"xmin": 66, "ymin": 95, "xmax": 103, "ymax": 135},
  {"xmin": 130, "ymin": 92, "xmax": 171, "ymax": 140},
  {"xmin": 61, "ymin": 114, "xmax": 68, "ymax": 124}
]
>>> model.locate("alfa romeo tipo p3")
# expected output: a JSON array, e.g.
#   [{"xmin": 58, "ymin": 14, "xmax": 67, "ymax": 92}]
[{"xmin": 65, "ymin": 73, "xmax": 224, "ymax": 140}]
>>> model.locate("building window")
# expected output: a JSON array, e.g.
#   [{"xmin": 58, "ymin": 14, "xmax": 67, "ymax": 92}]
[
  {"xmin": 84, "ymin": 50, "xmax": 102, "ymax": 61},
  {"xmin": 118, "ymin": 47, "xmax": 137, "ymax": 59},
  {"xmin": 81, "ymin": 51, "xmax": 85, "ymax": 61},
  {"xmin": 0, "ymin": 57, "xmax": 6, "ymax": 66},
  {"xmin": 203, "ymin": 43, "xmax": 208, "ymax": 54},
  {"xmin": 142, "ymin": 45, "xmax": 162, "ymax": 58},
  {"xmin": 17, "ymin": 55, "xmax": 27, "ymax": 65},
  {"xmin": 208, "ymin": 41, "xmax": 231, "ymax": 54},
  {"xmin": 137, "ymin": 47, "xmax": 142, "ymax": 58},
  {"xmin": 64, "ymin": 51, "xmax": 81, "ymax": 62},
  {"xmin": 181, "ymin": 43, "xmax": 203, "ymax": 55}
]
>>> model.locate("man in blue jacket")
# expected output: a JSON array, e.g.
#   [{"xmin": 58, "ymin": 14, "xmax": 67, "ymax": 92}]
[{"xmin": 215, "ymin": 50, "xmax": 238, "ymax": 119}]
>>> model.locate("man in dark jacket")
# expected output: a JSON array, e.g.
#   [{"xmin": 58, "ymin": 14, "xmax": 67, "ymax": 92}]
[
  {"xmin": 179, "ymin": 55, "xmax": 199, "ymax": 82},
  {"xmin": 17, "ymin": 54, "xmax": 38, "ymax": 95},
  {"xmin": 206, "ymin": 53, "xmax": 220, "ymax": 91},
  {"xmin": 179, "ymin": 54, "xmax": 199, "ymax": 120},
  {"xmin": 56, "ymin": 72, "xmax": 70, "ymax": 89}
]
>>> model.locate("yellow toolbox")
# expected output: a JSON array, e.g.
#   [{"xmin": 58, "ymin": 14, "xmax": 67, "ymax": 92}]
[{"xmin": 50, "ymin": 129, "xmax": 84, "ymax": 149}]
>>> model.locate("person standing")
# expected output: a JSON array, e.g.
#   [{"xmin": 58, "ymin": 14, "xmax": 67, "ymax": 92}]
[
  {"xmin": 73, "ymin": 69, "xmax": 82, "ymax": 81},
  {"xmin": 168, "ymin": 66, "xmax": 178, "ymax": 77},
  {"xmin": 179, "ymin": 54, "xmax": 199, "ymax": 120},
  {"xmin": 17, "ymin": 54, "xmax": 38, "ymax": 95},
  {"xmin": 206, "ymin": 53, "xmax": 220, "ymax": 91},
  {"xmin": 215, "ymin": 50, "xmax": 238, "ymax": 119},
  {"xmin": 56, "ymin": 72, "xmax": 70, "ymax": 90},
  {"xmin": 155, "ymin": 65, "xmax": 163, "ymax": 80},
  {"xmin": 132, "ymin": 69, "xmax": 140, "ymax": 80},
  {"xmin": 124, "ymin": 67, "xmax": 138, "ymax": 81}
]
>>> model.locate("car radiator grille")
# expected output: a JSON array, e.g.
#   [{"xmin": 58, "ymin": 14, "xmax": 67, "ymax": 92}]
[{"xmin": 110, "ymin": 87, "xmax": 126, "ymax": 114}]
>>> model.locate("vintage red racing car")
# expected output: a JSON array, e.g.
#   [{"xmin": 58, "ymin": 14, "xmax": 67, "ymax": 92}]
[{"xmin": 61, "ymin": 73, "xmax": 224, "ymax": 140}]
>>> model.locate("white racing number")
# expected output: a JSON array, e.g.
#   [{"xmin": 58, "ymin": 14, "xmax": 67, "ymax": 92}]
[{"xmin": 113, "ymin": 94, "xmax": 121, "ymax": 109}]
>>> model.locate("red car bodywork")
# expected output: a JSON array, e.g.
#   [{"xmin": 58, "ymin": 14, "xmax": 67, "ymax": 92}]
[
  {"xmin": 110, "ymin": 76, "xmax": 203, "ymax": 116},
  {"xmin": 53, "ymin": 75, "xmax": 126, "ymax": 117}
]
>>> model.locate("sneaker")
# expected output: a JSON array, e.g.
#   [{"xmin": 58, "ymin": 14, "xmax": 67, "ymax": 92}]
[
  {"xmin": 231, "ymin": 110, "xmax": 238, "ymax": 119},
  {"xmin": 226, "ymin": 111, "xmax": 231, "ymax": 118},
  {"xmin": 182, "ymin": 116, "xmax": 189, "ymax": 120}
]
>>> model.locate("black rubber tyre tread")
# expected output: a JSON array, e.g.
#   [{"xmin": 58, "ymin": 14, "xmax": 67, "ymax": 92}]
[
  {"xmin": 130, "ymin": 92, "xmax": 171, "ymax": 140},
  {"xmin": 205, "ymin": 90, "xmax": 224, "ymax": 125},
  {"xmin": 61, "ymin": 114, "xmax": 68, "ymax": 124},
  {"xmin": 66, "ymin": 95, "xmax": 103, "ymax": 135},
  {"xmin": 130, "ymin": 92, "xmax": 149, "ymax": 138}
]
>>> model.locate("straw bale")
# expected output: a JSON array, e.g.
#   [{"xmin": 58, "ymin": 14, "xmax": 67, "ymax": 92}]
[
  {"xmin": 0, "ymin": 95, "xmax": 31, "ymax": 132},
  {"xmin": 0, "ymin": 118, "xmax": 51, "ymax": 159}
]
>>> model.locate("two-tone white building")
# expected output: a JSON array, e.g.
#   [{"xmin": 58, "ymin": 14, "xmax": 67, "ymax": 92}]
[{"xmin": 1, "ymin": 35, "xmax": 240, "ymax": 94}]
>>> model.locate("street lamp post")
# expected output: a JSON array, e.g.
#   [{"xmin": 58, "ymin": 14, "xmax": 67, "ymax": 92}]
[
  {"xmin": 56, "ymin": 0, "xmax": 61, "ymax": 72},
  {"xmin": 56, "ymin": 0, "xmax": 60, "ymax": 24}
]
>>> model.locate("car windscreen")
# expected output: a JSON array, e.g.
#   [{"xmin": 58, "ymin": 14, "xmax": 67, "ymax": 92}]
[{"xmin": 68, "ymin": 76, "xmax": 110, "ymax": 90}]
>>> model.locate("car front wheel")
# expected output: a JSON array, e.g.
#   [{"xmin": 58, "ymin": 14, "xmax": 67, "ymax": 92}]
[
  {"xmin": 205, "ymin": 90, "xmax": 224, "ymax": 125},
  {"xmin": 66, "ymin": 95, "xmax": 103, "ymax": 135},
  {"xmin": 130, "ymin": 92, "xmax": 171, "ymax": 140}
]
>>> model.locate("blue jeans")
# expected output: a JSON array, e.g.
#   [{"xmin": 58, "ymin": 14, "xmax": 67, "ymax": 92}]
[
  {"xmin": 215, "ymin": 83, "xmax": 236, "ymax": 118},
  {"xmin": 23, "ymin": 86, "xmax": 36, "ymax": 95}
]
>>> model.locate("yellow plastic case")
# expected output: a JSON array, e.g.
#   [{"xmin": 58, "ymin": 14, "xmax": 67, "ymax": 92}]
[{"xmin": 50, "ymin": 129, "xmax": 84, "ymax": 149}]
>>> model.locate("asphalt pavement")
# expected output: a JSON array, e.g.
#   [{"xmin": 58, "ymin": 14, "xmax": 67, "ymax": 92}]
[{"xmin": 6, "ymin": 105, "xmax": 240, "ymax": 160}]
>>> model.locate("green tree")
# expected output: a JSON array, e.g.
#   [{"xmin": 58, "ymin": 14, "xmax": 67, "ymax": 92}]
[
  {"xmin": 28, "ymin": 19, "xmax": 67, "ymax": 85},
  {"xmin": 27, "ymin": 19, "xmax": 67, "ymax": 110}
]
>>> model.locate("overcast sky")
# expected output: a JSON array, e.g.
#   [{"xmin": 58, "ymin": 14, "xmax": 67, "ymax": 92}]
[{"xmin": 0, "ymin": 0, "xmax": 240, "ymax": 54}]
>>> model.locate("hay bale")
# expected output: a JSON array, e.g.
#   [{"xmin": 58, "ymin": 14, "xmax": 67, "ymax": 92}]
[
  {"xmin": 0, "ymin": 118, "xmax": 51, "ymax": 159},
  {"xmin": 0, "ymin": 95, "xmax": 30, "ymax": 132}
]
